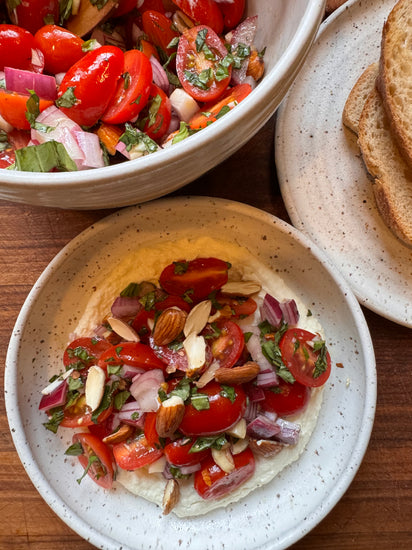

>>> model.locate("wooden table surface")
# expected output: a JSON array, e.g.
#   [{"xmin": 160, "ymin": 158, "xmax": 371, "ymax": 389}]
[{"xmin": 1, "ymin": 3, "xmax": 412, "ymax": 549}]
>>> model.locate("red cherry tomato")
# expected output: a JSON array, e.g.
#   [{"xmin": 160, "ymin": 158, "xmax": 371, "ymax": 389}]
[
  {"xmin": 188, "ymin": 83, "xmax": 252, "ymax": 129},
  {"xmin": 159, "ymin": 257, "xmax": 229, "ymax": 302},
  {"xmin": 8, "ymin": 0, "xmax": 60, "ymax": 35},
  {"xmin": 172, "ymin": 0, "xmax": 224, "ymax": 35},
  {"xmin": 141, "ymin": 10, "xmax": 179, "ymax": 58},
  {"xmin": 210, "ymin": 319, "xmax": 245, "ymax": 368},
  {"xmin": 63, "ymin": 337, "xmax": 112, "ymax": 370},
  {"xmin": 33, "ymin": 25, "xmax": 85, "ymax": 74},
  {"xmin": 111, "ymin": 0, "xmax": 139, "ymax": 17},
  {"xmin": 57, "ymin": 45, "xmax": 124, "ymax": 127},
  {"xmin": 213, "ymin": 294, "xmax": 257, "ymax": 319},
  {"xmin": 261, "ymin": 379, "xmax": 310, "ymax": 417},
  {"xmin": 0, "ymin": 24, "xmax": 34, "ymax": 70},
  {"xmin": 219, "ymin": 0, "xmax": 245, "ymax": 29},
  {"xmin": 72, "ymin": 433, "xmax": 114, "ymax": 489},
  {"xmin": 179, "ymin": 380, "xmax": 246, "ymax": 436},
  {"xmin": 154, "ymin": 295, "xmax": 192, "ymax": 313},
  {"xmin": 144, "ymin": 411, "xmax": 162, "ymax": 448},
  {"xmin": 194, "ymin": 447, "xmax": 255, "ymax": 499},
  {"xmin": 113, "ymin": 434, "xmax": 163, "ymax": 470},
  {"xmin": 60, "ymin": 395, "xmax": 113, "ymax": 428},
  {"xmin": 176, "ymin": 24, "xmax": 231, "ymax": 102},
  {"xmin": 164, "ymin": 438, "xmax": 211, "ymax": 467},
  {"xmin": 0, "ymin": 150, "xmax": 15, "ymax": 168},
  {"xmin": 131, "ymin": 309, "xmax": 155, "ymax": 343},
  {"xmin": 98, "ymin": 341, "xmax": 166, "ymax": 372},
  {"xmin": 0, "ymin": 90, "xmax": 53, "ymax": 130},
  {"xmin": 279, "ymin": 328, "xmax": 332, "ymax": 388},
  {"xmin": 102, "ymin": 49, "xmax": 153, "ymax": 125},
  {"xmin": 140, "ymin": 83, "xmax": 172, "ymax": 141}
]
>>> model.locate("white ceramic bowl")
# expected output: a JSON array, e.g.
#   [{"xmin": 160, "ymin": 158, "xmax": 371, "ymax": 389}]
[{"xmin": 0, "ymin": 0, "xmax": 325, "ymax": 209}]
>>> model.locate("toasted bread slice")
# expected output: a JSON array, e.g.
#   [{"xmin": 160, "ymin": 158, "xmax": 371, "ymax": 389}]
[
  {"xmin": 342, "ymin": 62, "xmax": 378, "ymax": 135},
  {"xmin": 358, "ymin": 87, "xmax": 412, "ymax": 247},
  {"xmin": 377, "ymin": 0, "xmax": 412, "ymax": 170}
]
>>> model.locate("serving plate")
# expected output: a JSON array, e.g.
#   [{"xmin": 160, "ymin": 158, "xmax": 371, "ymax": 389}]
[
  {"xmin": 5, "ymin": 197, "xmax": 376, "ymax": 549},
  {"xmin": 275, "ymin": 0, "xmax": 412, "ymax": 328}
]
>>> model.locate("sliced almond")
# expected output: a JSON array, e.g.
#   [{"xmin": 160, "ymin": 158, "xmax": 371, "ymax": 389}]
[
  {"xmin": 102, "ymin": 423, "xmax": 134, "ymax": 445},
  {"xmin": 155, "ymin": 395, "xmax": 185, "ymax": 438},
  {"xmin": 183, "ymin": 332, "xmax": 206, "ymax": 374},
  {"xmin": 183, "ymin": 300, "xmax": 212, "ymax": 337},
  {"xmin": 195, "ymin": 360, "xmax": 220, "ymax": 388},
  {"xmin": 41, "ymin": 368, "xmax": 73, "ymax": 395},
  {"xmin": 248, "ymin": 439, "xmax": 284, "ymax": 457},
  {"xmin": 220, "ymin": 280, "xmax": 262, "ymax": 296},
  {"xmin": 148, "ymin": 455, "xmax": 167, "ymax": 474},
  {"xmin": 231, "ymin": 437, "xmax": 250, "ymax": 455},
  {"xmin": 214, "ymin": 361, "xmax": 260, "ymax": 385},
  {"xmin": 152, "ymin": 307, "xmax": 187, "ymax": 346},
  {"xmin": 107, "ymin": 316, "xmax": 140, "ymax": 342},
  {"xmin": 226, "ymin": 418, "xmax": 247, "ymax": 439},
  {"xmin": 212, "ymin": 446, "xmax": 235, "ymax": 473},
  {"xmin": 85, "ymin": 365, "xmax": 106, "ymax": 411},
  {"xmin": 162, "ymin": 478, "xmax": 180, "ymax": 515}
]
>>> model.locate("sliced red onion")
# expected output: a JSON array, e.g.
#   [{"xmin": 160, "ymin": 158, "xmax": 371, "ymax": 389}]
[
  {"xmin": 246, "ymin": 414, "xmax": 280, "ymax": 439},
  {"xmin": 31, "ymin": 48, "xmax": 44, "ymax": 73},
  {"xmin": 39, "ymin": 380, "xmax": 68, "ymax": 412},
  {"xmin": 279, "ymin": 299, "xmax": 300, "ymax": 326},
  {"xmin": 179, "ymin": 463, "xmax": 201, "ymax": 475},
  {"xmin": 5, "ymin": 66, "xmax": 57, "ymax": 100},
  {"xmin": 111, "ymin": 296, "xmax": 142, "ymax": 319},
  {"xmin": 243, "ymin": 400, "xmax": 259, "ymax": 422},
  {"xmin": 54, "ymin": 72, "xmax": 66, "ymax": 86},
  {"xmin": 274, "ymin": 418, "xmax": 301, "ymax": 445},
  {"xmin": 90, "ymin": 27, "xmax": 125, "ymax": 49},
  {"xmin": 115, "ymin": 140, "xmax": 130, "ymax": 159},
  {"xmin": 150, "ymin": 55, "xmax": 170, "ymax": 93},
  {"xmin": 166, "ymin": 114, "xmax": 180, "ymax": 136},
  {"xmin": 256, "ymin": 369, "xmax": 278, "ymax": 388},
  {"xmin": 245, "ymin": 383, "xmax": 265, "ymax": 403},
  {"xmin": 74, "ymin": 131, "xmax": 104, "ymax": 169},
  {"xmin": 118, "ymin": 400, "xmax": 146, "ymax": 427},
  {"xmin": 230, "ymin": 16, "xmax": 258, "ymax": 85},
  {"xmin": 130, "ymin": 369, "xmax": 164, "ymax": 412},
  {"xmin": 121, "ymin": 365, "xmax": 146, "ymax": 379},
  {"xmin": 261, "ymin": 293, "xmax": 283, "ymax": 327},
  {"xmin": 131, "ymin": 22, "xmax": 145, "ymax": 44},
  {"xmin": 245, "ymin": 327, "xmax": 276, "ymax": 374}
]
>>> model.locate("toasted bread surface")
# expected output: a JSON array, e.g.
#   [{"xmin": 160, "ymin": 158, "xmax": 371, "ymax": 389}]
[{"xmin": 342, "ymin": 63, "xmax": 378, "ymax": 135}]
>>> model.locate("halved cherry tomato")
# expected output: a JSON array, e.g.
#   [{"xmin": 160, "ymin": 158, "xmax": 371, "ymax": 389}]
[
  {"xmin": 188, "ymin": 83, "xmax": 252, "ymax": 130},
  {"xmin": 138, "ymin": 38, "xmax": 160, "ymax": 61},
  {"xmin": 141, "ymin": 10, "xmax": 179, "ymax": 58},
  {"xmin": 57, "ymin": 45, "xmax": 124, "ymax": 127},
  {"xmin": 139, "ymin": 83, "xmax": 172, "ymax": 141},
  {"xmin": 149, "ymin": 336, "xmax": 190, "ymax": 371},
  {"xmin": 260, "ymin": 379, "xmax": 310, "ymax": 417},
  {"xmin": 279, "ymin": 328, "xmax": 332, "ymax": 388},
  {"xmin": 113, "ymin": 433, "xmax": 163, "ymax": 470},
  {"xmin": 0, "ymin": 150, "xmax": 15, "ymax": 168},
  {"xmin": 0, "ymin": 24, "xmax": 34, "ymax": 70},
  {"xmin": 60, "ymin": 395, "xmax": 113, "ymax": 428},
  {"xmin": 144, "ymin": 411, "xmax": 162, "ymax": 448},
  {"xmin": 131, "ymin": 309, "xmax": 155, "ymax": 343},
  {"xmin": 63, "ymin": 337, "xmax": 112, "ymax": 370},
  {"xmin": 72, "ymin": 433, "xmax": 114, "ymax": 489},
  {"xmin": 0, "ymin": 90, "xmax": 54, "ymax": 130},
  {"xmin": 172, "ymin": 0, "xmax": 224, "ymax": 35},
  {"xmin": 102, "ymin": 49, "xmax": 153, "ymax": 125},
  {"xmin": 213, "ymin": 294, "xmax": 257, "ymax": 319},
  {"xmin": 179, "ymin": 380, "xmax": 246, "ymax": 436},
  {"xmin": 98, "ymin": 341, "xmax": 166, "ymax": 372},
  {"xmin": 33, "ymin": 25, "xmax": 85, "ymax": 74},
  {"xmin": 176, "ymin": 24, "xmax": 231, "ymax": 102},
  {"xmin": 210, "ymin": 319, "xmax": 245, "ymax": 368},
  {"xmin": 8, "ymin": 0, "xmax": 60, "ymax": 35},
  {"xmin": 159, "ymin": 257, "xmax": 229, "ymax": 302},
  {"xmin": 111, "ymin": 0, "xmax": 139, "ymax": 17},
  {"xmin": 194, "ymin": 447, "xmax": 255, "ymax": 499},
  {"xmin": 154, "ymin": 295, "xmax": 192, "ymax": 313},
  {"xmin": 164, "ymin": 438, "xmax": 211, "ymax": 467},
  {"xmin": 219, "ymin": 0, "xmax": 245, "ymax": 29}
]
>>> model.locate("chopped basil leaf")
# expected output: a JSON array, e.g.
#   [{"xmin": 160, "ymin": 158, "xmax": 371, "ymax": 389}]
[
  {"xmin": 307, "ymin": 309, "xmax": 313, "ymax": 317},
  {"xmin": 91, "ymin": 381, "xmax": 119, "ymax": 423},
  {"xmin": 43, "ymin": 408, "xmax": 64, "ymax": 433},
  {"xmin": 259, "ymin": 320, "xmax": 295, "ymax": 383},
  {"xmin": 169, "ymin": 377, "xmax": 191, "ymax": 402},
  {"xmin": 189, "ymin": 434, "xmax": 227, "ymax": 453},
  {"xmin": 190, "ymin": 390, "xmax": 210, "ymax": 411},
  {"xmin": 203, "ymin": 321, "xmax": 221, "ymax": 340},
  {"xmin": 140, "ymin": 289, "xmax": 157, "ymax": 310},
  {"xmin": 220, "ymin": 385, "xmax": 236, "ymax": 403},
  {"xmin": 244, "ymin": 331, "xmax": 253, "ymax": 343},
  {"xmin": 182, "ymin": 288, "xmax": 194, "ymax": 304},
  {"xmin": 90, "ymin": 0, "xmax": 110, "ymax": 9},
  {"xmin": 172, "ymin": 122, "xmax": 191, "ymax": 145},
  {"xmin": 13, "ymin": 141, "xmax": 77, "ymax": 172},
  {"xmin": 184, "ymin": 68, "xmax": 212, "ymax": 90},
  {"xmin": 82, "ymin": 38, "xmax": 100, "ymax": 52},
  {"xmin": 67, "ymin": 376, "xmax": 84, "ymax": 391},
  {"xmin": 56, "ymin": 86, "xmax": 77, "ymax": 108},
  {"xmin": 0, "ymin": 129, "xmax": 9, "ymax": 152},
  {"xmin": 215, "ymin": 104, "xmax": 231, "ymax": 119},
  {"xmin": 167, "ymin": 36, "xmax": 180, "ymax": 49},
  {"xmin": 173, "ymin": 261, "xmax": 189, "ymax": 274},
  {"xmin": 76, "ymin": 454, "xmax": 103, "ymax": 485},
  {"xmin": 65, "ymin": 441, "xmax": 84, "ymax": 456},
  {"xmin": 120, "ymin": 282, "xmax": 141, "ymax": 297},
  {"xmin": 114, "ymin": 390, "xmax": 131, "ymax": 410},
  {"xmin": 169, "ymin": 465, "xmax": 190, "ymax": 479},
  {"xmin": 122, "ymin": 71, "xmax": 131, "ymax": 90},
  {"xmin": 195, "ymin": 28, "xmax": 208, "ymax": 52},
  {"xmin": 107, "ymin": 364, "xmax": 123, "ymax": 376},
  {"xmin": 313, "ymin": 340, "xmax": 329, "ymax": 378},
  {"xmin": 59, "ymin": 0, "xmax": 73, "ymax": 24},
  {"xmin": 119, "ymin": 123, "xmax": 158, "ymax": 156},
  {"xmin": 67, "ymin": 346, "xmax": 95, "ymax": 364}
]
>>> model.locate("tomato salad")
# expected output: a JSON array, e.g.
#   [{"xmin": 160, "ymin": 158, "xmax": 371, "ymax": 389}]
[
  {"xmin": 39, "ymin": 255, "xmax": 332, "ymax": 515},
  {"xmin": 0, "ymin": 1, "xmax": 264, "ymax": 171}
]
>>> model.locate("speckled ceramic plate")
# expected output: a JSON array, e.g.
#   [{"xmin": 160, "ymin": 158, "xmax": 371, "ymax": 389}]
[
  {"xmin": 275, "ymin": 0, "xmax": 412, "ymax": 328},
  {"xmin": 5, "ymin": 197, "xmax": 376, "ymax": 550}
]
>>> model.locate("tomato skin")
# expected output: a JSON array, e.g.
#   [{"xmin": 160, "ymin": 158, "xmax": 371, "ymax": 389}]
[
  {"xmin": 60, "ymin": 396, "xmax": 113, "ymax": 428},
  {"xmin": 102, "ymin": 49, "xmax": 153, "ymax": 125},
  {"xmin": 219, "ymin": 0, "xmax": 245, "ymax": 29},
  {"xmin": 33, "ymin": 25, "xmax": 85, "ymax": 74},
  {"xmin": 172, "ymin": 0, "xmax": 224, "ymax": 35},
  {"xmin": 0, "ymin": 150, "xmax": 15, "ymax": 168},
  {"xmin": 141, "ymin": 83, "xmax": 172, "ymax": 141},
  {"xmin": 72, "ymin": 433, "xmax": 114, "ymax": 489},
  {"xmin": 159, "ymin": 257, "xmax": 229, "ymax": 302},
  {"xmin": 214, "ymin": 294, "xmax": 257, "ymax": 319},
  {"xmin": 57, "ymin": 46, "xmax": 124, "ymax": 127},
  {"xmin": 194, "ymin": 447, "xmax": 255, "ymax": 499},
  {"xmin": 63, "ymin": 337, "xmax": 112, "ymax": 370},
  {"xmin": 210, "ymin": 319, "xmax": 245, "ymax": 369},
  {"xmin": 154, "ymin": 295, "xmax": 192, "ymax": 313},
  {"xmin": 0, "ymin": 24, "xmax": 34, "ymax": 70},
  {"xmin": 189, "ymin": 83, "xmax": 252, "ymax": 130},
  {"xmin": 0, "ymin": 90, "xmax": 53, "ymax": 130},
  {"xmin": 279, "ymin": 328, "xmax": 332, "ymax": 388},
  {"xmin": 98, "ymin": 341, "xmax": 166, "ymax": 372},
  {"xmin": 8, "ymin": 0, "xmax": 60, "ymax": 35},
  {"xmin": 164, "ymin": 438, "xmax": 211, "ymax": 467},
  {"xmin": 179, "ymin": 380, "xmax": 247, "ymax": 436},
  {"xmin": 144, "ymin": 411, "xmax": 162, "ymax": 448},
  {"xmin": 176, "ymin": 25, "xmax": 231, "ymax": 102},
  {"xmin": 141, "ymin": 10, "xmax": 179, "ymax": 58},
  {"xmin": 261, "ymin": 379, "xmax": 310, "ymax": 417},
  {"xmin": 113, "ymin": 434, "xmax": 163, "ymax": 470}
]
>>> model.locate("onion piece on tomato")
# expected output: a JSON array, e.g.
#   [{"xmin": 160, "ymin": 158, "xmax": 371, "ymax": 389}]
[
  {"xmin": 4, "ymin": 66, "xmax": 57, "ymax": 100},
  {"xmin": 230, "ymin": 16, "xmax": 258, "ymax": 85},
  {"xmin": 129, "ymin": 369, "xmax": 164, "ymax": 412},
  {"xmin": 118, "ymin": 400, "xmax": 146, "ymax": 427},
  {"xmin": 111, "ymin": 295, "xmax": 142, "ymax": 318},
  {"xmin": 39, "ymin": 379, "xmax": 68, "ymax": 412},
  {"xmin": 149, "ymin": 55, "xmax": 170, "ymax": 93},
  {"xmin": 246, "ymin": 414, "xmax": 280, "ymax": 439}
]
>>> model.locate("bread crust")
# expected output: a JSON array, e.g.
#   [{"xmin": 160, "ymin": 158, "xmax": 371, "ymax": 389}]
[{"xmin": 342, "ymin": 62, "xmax": 378, "ymax": 135}]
